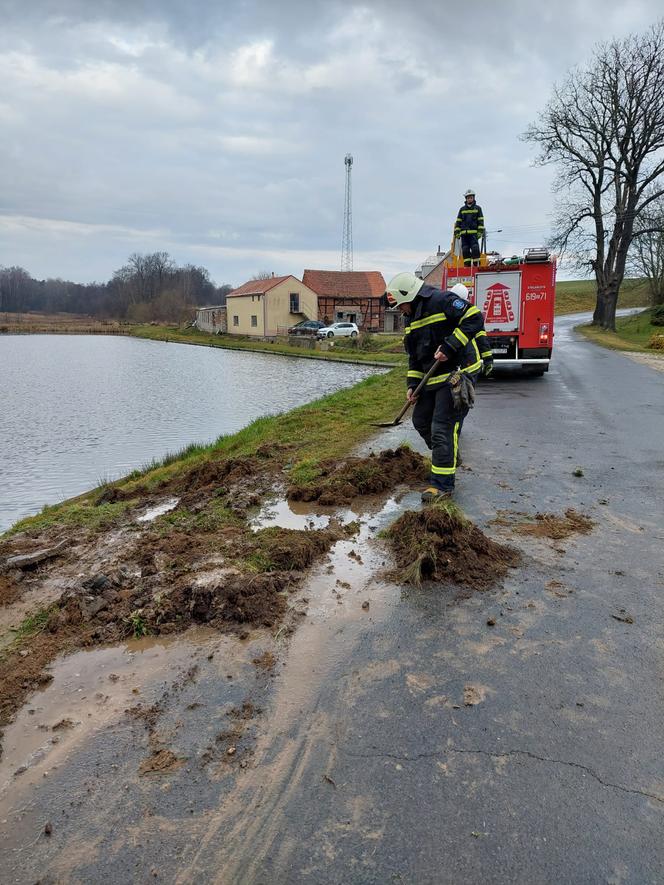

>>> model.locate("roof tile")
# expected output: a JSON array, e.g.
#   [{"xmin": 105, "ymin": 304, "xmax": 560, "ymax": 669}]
[
  {"xmin": 228, "ymin": 275, "xmax": 293, "ymax": 297},
  {"xmin": 302, "ymin": 269, "xmax": 386, "ymax": 299}
]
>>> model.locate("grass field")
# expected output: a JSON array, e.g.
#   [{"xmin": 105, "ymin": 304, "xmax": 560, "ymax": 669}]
[
  {"xmin": 577, "ymin": 309, "xmax": 663, "ymax": 353},
  {"xmin": 554, "ymin": 278, "xmax": 650, "ymax": 315},
  {"xmin": 0, "ymin": 312, "xmax": 127, "ymax": 334}
]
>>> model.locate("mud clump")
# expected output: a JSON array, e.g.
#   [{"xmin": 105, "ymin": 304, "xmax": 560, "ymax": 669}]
[
  {"xmin": 0, "ymin": 573, "xmax": 23, "ymax": 607},
  {"xmin": 245, "ymin": 526, "xmax": 345, "ymax": 571},
  {"xmin": 513, "ymin": 509, "xmax": 595, "ymax": 541},
  {"xmin": 0, "ymin": 522, "xmax": 344, "ymax": 743},
  {"xmin": 179, "ymin": 572, "xmax": 291, "ymax": 628},
  {"xmin": 288, "ymin": 447, "xmax": 428, "ymax": 505},
  {"xmin": 139, "ymin": 748, "xmax": 184, "ymax": 775},
  {"xmin": 97, "ymin": 454, "xmax": 271, "ymax": 514},
  {"xmin": 385, "ymin": 504, "xmax": 520, "ymax": 590}
]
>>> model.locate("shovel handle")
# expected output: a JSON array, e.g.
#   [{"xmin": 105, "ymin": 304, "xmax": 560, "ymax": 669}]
[{"xmin": 395, "ymin": 358, "xmax": 442, "ymax": 422}]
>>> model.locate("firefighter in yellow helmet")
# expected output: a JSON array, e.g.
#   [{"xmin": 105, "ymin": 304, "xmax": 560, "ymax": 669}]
[{"xmin": 384, "ymin": 272, "xmax": 487, "ymax": 503}]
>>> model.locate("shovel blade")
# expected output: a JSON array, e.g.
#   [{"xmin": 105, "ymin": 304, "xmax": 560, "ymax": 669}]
[{"xmin": 370, "ymin": 419, "xmax": 402, "ymax": 428}]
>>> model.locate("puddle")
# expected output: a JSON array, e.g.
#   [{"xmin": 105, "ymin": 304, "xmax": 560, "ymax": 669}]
[
  {"xmin": 0, "ymin": 628, "xmax": 218, "ymax": 812},
  {"xmin": 252, "ymin": 489, "xmax": 414, "ymax": 534},
  {"xmin": 251, "ymin": 498, "xmax": 331, "ymax": 531},
  {"xmin": 136, "ymin": 498, "xmax": 179, "ymax": 523}
]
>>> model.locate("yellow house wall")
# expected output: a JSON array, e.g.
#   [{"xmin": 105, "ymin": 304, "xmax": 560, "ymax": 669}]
[
  {"xmin": 226, "ymin": 295, "xmax": 265, "ymax": 336},
  {"xmin": 264, "ymin": 279, "xmax": 319, "ymax": 336},
  {"xmin": 226, "ymin": 277, "xmax": 319, "ymax": 337}
]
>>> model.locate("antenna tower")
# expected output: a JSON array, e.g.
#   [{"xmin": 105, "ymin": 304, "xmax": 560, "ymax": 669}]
[{"xmin": 341, "ymin": 153, "xmax": 353, "ymax": 271}]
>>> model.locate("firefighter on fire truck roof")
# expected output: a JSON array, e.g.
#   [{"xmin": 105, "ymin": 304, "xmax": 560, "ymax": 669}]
[
  {"xmin": 455, "ymin": 189, "xmax": 485, "ymax": 267},
  {"xmin": 384, "ymin": 273, "xmax": 490, "ymax": 503}
]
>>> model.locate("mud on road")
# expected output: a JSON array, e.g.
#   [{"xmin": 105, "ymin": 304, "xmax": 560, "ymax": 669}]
[
  {"xmin": 0, "ymin": 447, "xmax": 429, "ymax": 746},
  {"xmin": 0, "ymin": 439, "xmax": 602, "ymax": 884}
]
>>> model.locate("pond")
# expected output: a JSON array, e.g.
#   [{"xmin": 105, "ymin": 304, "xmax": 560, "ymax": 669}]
[{"xmin": 0, "ymin": 335, "xmax": 383, "ymax": 532}]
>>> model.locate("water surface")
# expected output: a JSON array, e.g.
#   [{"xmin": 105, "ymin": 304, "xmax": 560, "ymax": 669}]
[{"xmin": 0, "ymin": 335, "xmax": 382, "ymax": 532}]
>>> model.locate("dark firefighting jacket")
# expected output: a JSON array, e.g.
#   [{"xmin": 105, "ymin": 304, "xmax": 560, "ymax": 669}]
[
  {"xmin": 454, "ymin": 202, "xmax": 485, "ymax": 238},
  {"xmin": 404, "ymin": 285, "xmax": 485, "ymax": 390}
]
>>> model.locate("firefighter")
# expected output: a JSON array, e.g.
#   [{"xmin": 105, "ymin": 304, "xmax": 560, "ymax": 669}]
[
  {"xmin": 384, "ymin": 273, "xmax": 487, "ymax": 503},
  {"xmin": 455, "ymin": 189, "xmax": 485, "ymax": 267}
]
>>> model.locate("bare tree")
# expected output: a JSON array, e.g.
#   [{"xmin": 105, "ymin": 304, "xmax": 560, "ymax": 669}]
[
  {"xmin": 524, "ymin": 20, "xmax": 664, "ymax": 330},
  {"xmin": 630, "ymin": 195, "xmax": 664, "ymax": 305}
]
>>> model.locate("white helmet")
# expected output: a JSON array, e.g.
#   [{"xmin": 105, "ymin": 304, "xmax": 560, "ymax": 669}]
[
  {"xmin": 450, "ymin": 283, "xmax": 469, "ymax": 299},
  {"xmin": 385, "ymin": 271, "xmax": 424, "ymax": 307},
  {"xmin": 464, "ymin": 189, "xmax": 475, "ymax": 197}
]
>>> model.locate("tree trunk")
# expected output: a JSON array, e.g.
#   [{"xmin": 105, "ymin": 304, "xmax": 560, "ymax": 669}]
[{"xmin": 602, "ymin": 283, "xmax": 619, "ymax": 331}]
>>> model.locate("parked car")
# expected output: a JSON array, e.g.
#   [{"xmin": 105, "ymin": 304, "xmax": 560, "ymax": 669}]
[
  {"xmin": 288, "ymin": 319, "xmax": 326, "ymax": 336},
  {"xmin": 316, "ymin": 322, "xmax": 359, "ymax": 339}
]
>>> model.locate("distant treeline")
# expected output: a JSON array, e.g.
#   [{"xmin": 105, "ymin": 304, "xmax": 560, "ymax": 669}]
[{"xmin": 0, "ymin": 253, "xmax": 233, "ymax": 322}]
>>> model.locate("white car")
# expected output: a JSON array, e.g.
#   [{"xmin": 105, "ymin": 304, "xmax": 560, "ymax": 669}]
[{"xmin": 317, "ymin": 322, "xmax": 359, "ymax": 339}]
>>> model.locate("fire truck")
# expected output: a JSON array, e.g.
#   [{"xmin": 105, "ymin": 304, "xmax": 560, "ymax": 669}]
[{"xmin": 442, "ymin": 246, "xmax": 556, "ymax": 375}]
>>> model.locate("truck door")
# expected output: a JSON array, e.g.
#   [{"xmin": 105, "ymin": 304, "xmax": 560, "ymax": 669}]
[{"xmin": 475, "ymin": 271, "xmax": 521, "ymax": 333}]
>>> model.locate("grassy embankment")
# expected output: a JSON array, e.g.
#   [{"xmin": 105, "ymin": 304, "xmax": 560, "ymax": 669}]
[
  {"xmin": 129, "ymin": 324, "xmax": 405, "ymax": 365},
  {"xmin": 577, "ymin": 308, "xmax": 663, "ymax": 354},
  {"xmin": 3, "ymin": 367, "xmax": 407, "ymax": 539}
]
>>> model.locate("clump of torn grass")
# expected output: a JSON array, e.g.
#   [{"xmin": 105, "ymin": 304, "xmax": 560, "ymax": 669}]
[{"xmin": 384, "ymin": 499, "xmax": 520, "ymax": 590}]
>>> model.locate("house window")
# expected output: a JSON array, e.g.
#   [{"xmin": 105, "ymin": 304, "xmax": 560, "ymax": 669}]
[
  {"xmin": 251, "ymin": 315, "xmax": 258, "ymax": 327},
  {"xmin": 233, "ymin": 315, "xmax": 239, "ymax": 326},
  {"xmin": 290, "ymin": 293, "xmax": 300, "ymax": 313}
]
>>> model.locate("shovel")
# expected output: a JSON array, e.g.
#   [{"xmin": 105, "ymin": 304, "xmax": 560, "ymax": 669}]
[{"xmin": 371, "ymin": 358, "xmax": 442, "ymax": 427}]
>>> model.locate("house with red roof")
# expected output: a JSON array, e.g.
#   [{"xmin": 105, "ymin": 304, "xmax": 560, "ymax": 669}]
[
  {"xmin": 302, "ymin": 269, "xmax": 387, "ymax": 331},
  {"xmin": 226, "ymin": 274, "xmax": 319, "ymax": 337}
]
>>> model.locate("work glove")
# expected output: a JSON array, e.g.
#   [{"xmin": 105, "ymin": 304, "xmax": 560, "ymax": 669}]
[
  {"xmin": 449, "ymin": 371, "xmax": 475, "ymax": 411},
  {"xmin": 482, "ymin": 357, "xmax": 493, "ymax": 377}
]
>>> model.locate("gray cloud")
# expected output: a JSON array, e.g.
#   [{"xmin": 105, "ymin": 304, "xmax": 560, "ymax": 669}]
[{"xmin": 0, "ymin": 0, "xmax": 661, "ymax": 284}]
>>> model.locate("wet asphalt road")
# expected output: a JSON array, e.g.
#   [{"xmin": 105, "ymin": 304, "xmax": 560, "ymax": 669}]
[{"xmin": 2, "ymin": 314, "xmax": 663, "ymax": 884}]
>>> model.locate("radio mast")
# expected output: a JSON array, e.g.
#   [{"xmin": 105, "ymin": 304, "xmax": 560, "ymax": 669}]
[{"xmin": 341, "ymin": 153, "xmax": 353, "ymax": 271}]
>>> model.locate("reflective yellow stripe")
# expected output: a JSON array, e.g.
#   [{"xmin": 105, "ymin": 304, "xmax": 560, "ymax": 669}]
[
  {"xmin": 464, "ymin": 306, "xmax": 481, "ymax": 318},
  {"xmin": 453, "ymin": 328, "xmax": 468, "ymax": 346},
  {"xmin": 404, "ymin": 312, "xmax": 447, "ymax": 334},
  {"xmin": 426, "ymin": 359, "xmax": 481, "ymax": 386},
  {"xmin": 461, "ymin": 229, "xmax": 478, "ymax": 234},
  {"xmin": 431, "ymin": 465, "xmax": 455, "ymax": 475},
  {"xmin": 407, "ymin": 370, "xmax": 425, "ymax": 379},
  {"xmin": 426, "ymin": 372, "xmax": 453, "ymax": 386},
  {"xmin": 480, "ymin": 351, "xmax": 492, "ymax": 359},
  {"xmin": 462, "ymin": 358, "xmax": 482, "ymax": 375},
  {"xmin": 472, "ymin": 339, "xmax": 480, "ymax": 362}
]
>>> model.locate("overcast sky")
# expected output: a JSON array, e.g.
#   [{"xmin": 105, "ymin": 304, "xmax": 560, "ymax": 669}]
[{"xmin": 0, "ymin": 0, "xmax": 660, "ymax": 287}]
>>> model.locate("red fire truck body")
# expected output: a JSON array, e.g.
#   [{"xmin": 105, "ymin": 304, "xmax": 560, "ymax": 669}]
[{"xmin": 442, "ymin": 250, "xmax": 556, "ymax": 374}]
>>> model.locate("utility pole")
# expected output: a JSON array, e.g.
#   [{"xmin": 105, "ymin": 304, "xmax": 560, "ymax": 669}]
[{"xmin": 341, "ymin": 153, "xmax": 353, "ymax": 271}]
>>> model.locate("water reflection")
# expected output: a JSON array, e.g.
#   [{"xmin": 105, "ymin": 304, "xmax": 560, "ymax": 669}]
[{"xmin": 0, "ymin": 335, "xmax": 383, "ymax": 531}]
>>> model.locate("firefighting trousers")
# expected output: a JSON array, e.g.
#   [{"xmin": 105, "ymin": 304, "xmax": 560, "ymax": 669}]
[
  {"xmin": 412, "ymin": 384, "xmax": 469, "ymax": 492},
  {"xmin": 461, "ymin": 233, "xmax": 480, "ymax": 266}
]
